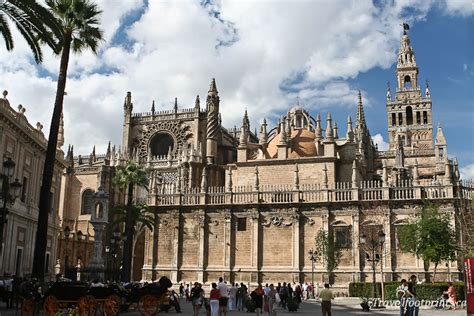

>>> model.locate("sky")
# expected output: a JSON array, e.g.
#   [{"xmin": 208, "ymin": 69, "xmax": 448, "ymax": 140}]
[{"xmin": 0, "ymin": 0, "xmax": 472, "ymax": 178}]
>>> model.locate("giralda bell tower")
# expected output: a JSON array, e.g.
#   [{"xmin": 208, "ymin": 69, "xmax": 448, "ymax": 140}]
[{"xmin": 386, "ymin": 24, "xmax": 434, "ymax": 151}]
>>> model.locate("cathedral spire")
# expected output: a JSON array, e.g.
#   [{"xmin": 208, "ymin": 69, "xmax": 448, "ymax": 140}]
[
  {"xmin": 124, "ymin": 91, "xmax": 132, "ymax": 114},
  {"xmin": 397, "ymin": 24, "xmax": 418, "ymax": 89},
  {"xmin": 208, "ymin": 78, "xmax": 218, "ymax": 96},
  {"xmin": 346, "ymin": 115, "xmax": 354, "ymax": 142},
  {"xmin": 151, "ymin": 100, "xmax": 155, "ymax": 115},
  {"xmin": 325, "ymin": 112, "xmax": 334, "ymax": 141},
  {"xmin": 174, "ymin": 97, "xmax": 178, "ymax": 112},
  {"xmin": 194, "ymin": 95, "xmax": 200, "ymax": 110},
  {"xmin": 315, "ymin": 114, "xmax": 323, "ymax": 140},
  {"xmin": 259, "ymin": 118, "xmax": 268, "ymax": 145},
  {"xmin": 206, "ymin": 78, "xmax": 220, "ymax": 164}
]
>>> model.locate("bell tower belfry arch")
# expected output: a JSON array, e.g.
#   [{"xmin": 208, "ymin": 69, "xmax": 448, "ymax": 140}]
[{"xmin": 386, "ymin": 24, "xmax": 433, "ymax": 151}]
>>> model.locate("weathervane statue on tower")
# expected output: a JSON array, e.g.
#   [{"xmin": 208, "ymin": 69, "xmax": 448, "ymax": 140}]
[{"xmin": 402, "ymin": 22, "xmax": 410, "ymax": 35}]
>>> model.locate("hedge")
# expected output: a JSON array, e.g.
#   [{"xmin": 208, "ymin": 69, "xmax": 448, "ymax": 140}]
[{"xmin": 349, "ymin": 282, "xmax": 465, "ymax": 301}]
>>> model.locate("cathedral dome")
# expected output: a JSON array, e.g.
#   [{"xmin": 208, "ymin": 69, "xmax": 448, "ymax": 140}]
[{"xmin": 266, "ymin": 128, "xmax": 317, "ymax": 158}]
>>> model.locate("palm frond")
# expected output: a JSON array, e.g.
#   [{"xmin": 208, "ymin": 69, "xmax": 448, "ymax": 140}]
[{"xmin": 0, "ymin": 13, "xmax": 14, "ymax": 51}]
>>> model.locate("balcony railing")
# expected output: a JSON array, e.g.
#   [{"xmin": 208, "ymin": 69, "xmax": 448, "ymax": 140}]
[{"xmin": 147, "ymin": 180, "xmax": 473, "ymax": 206}]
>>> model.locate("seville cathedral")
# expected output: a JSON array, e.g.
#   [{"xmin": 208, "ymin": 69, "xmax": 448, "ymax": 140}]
[{"xmin": 0, "ymin": 28, "xmax": 471, "ymax": 285}]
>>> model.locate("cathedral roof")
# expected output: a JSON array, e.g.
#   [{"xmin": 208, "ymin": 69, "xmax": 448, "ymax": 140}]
[{"xmin": 266, "ymin": 128, "xmax": 317, "ymax": 158}]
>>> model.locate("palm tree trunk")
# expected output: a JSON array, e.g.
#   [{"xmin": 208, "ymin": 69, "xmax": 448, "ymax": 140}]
[
  {"xmin": 32, "ymin": 31, "xmax": 71, "ymax": 281},
  {"xmin": 121, "ymin": 183, "xmax": 134, "ymax": 282}
]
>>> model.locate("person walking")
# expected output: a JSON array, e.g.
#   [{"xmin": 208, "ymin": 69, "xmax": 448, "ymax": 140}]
[
  {"xmin": 210, "ymin": 283, "xmax": 220, "ymax": 316},
  {"xmin": 396, "ymin": 279, "xmax": 409, "ymax": 316},
  {"xmin": 250, "ymin": 284, "xmax": 265, "ymax": 316},
  {"xmin": 228, "ymin": 283, "xmax": 238, "ymax": 311},
  {"xmin": 446, "ymin": 281, "xmax": 457, "ymax": 310},
  {"xmin": 406, "ymin": 275, "xmax": 419, "ymax": 316},
  {"xmin": 267, "ymin": 284, "xmax": 278, "ymax": 316},
  {"xmin": 319, "ymin": 283, "xmax": 334, "ymax": 316},
  {"xmin": 217, "ymin": 277, "xmax": 229, "ymax": 316},
  {"xmin": 279, "ymin": 282, "xmax": 288, "ymax": 309},
  {"xmin": 191, "ymin": 282, "xmax": 204, "ymax": 316}
]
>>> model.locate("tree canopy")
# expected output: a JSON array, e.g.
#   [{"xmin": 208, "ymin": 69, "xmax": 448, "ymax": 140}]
[
  {"xmin": 398, "ymin": 201, "xmax": 459, "ymax": 281},
  {"xmin": 314, "ymin": 228, "xmax": 342, "ymax": 283}
]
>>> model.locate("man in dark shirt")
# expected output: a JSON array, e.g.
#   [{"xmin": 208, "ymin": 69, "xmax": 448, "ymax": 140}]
[{"xmin": 406, "ymin": 275, "xmax": 419, "ymax": 316}]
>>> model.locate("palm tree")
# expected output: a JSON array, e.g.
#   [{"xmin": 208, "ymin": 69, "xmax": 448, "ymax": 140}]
[
  {"xmin": 31, "ymin": 0, "xmax": 103, "ymax": 281},
  {"xmin": 113, "ymin": 160, "xmax": 149, "ymax": 282},
  {"xmin": 0, "ymin": 0, "xmax": 61, "ymax": 63}
]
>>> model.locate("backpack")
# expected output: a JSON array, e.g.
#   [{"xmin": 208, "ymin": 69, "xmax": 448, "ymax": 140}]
[{"xmin": 192, "ymin": 288, "xmax": 201, "ymax": 299}]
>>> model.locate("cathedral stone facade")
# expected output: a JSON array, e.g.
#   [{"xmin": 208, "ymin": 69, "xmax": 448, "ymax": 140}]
[{"xmin": 57, "ymin": 29, "xmax": 472, "ymax": 285}]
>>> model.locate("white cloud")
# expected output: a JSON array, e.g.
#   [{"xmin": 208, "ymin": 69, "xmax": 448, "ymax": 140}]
[
  {"xmin": 442, "ymin": 0, "xmax": 471, "ymax": 16},
  {"xmin": 372, "ymin": 134, "xmax": 389, "ymax": 151},
  {"xmin": 460, "ymin": 164, "xmax": 474, "ymax": 180},
  {"xmin": 0, "ymin": 0, "xmax": 466, "ymax": 155}
]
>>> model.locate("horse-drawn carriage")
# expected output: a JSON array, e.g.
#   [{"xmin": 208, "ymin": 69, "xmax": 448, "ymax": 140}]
[
  {"xmin": 129, "ymin": 276, "xmax": 173, "ymax": 316},
  {"xmin": 41, "ymin": 282, "xmax": 121, "ymax": 316}
]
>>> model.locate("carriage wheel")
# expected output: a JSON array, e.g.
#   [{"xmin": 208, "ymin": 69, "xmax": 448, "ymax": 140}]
[
  {"xmin": 21, "ymin": 298, "xmax": 35, "ymax": 316},
  {"xmin": 138, "ymin": 294, "xmax": 159, "ymax": 316},
  {"xmin": 104, "ymin": 294, "xmax": 120, "ymax": 316},
  {"xmin": 78, "ymin": 295, "xmax": 97, "ymax": 316},
  {"xmin": 43, "ymin": 295, "xmax": 58, "ymax": 316}
]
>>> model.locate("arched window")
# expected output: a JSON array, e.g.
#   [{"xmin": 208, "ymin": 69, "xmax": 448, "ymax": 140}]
[
  {"xmin": 392, "ymin": 113, "xmax": 396, "ymax": 126},
  {"xmin": 423, "ymin": 111, "xmax": 428, "ymax": 124},
  {"xmin": 149, "ymin": 133, "xmax": 174, "ymax": 157},
  {"xmin": 95, "ymin": 203, "xmax": 104, "ymax": 219},
  {"xmin": 416, "ymin": 111, "xmax": 421, "ymax": 124},
  {"xmin": 404, "ymin": 75, "xmax": 411, "ymax": 88},
  {"xmin": 406, "ymin": 106, "xmax": 413, "ymax": 125},
  {"xmin": 81, "ymin": 189, "xmax": 94, "ymax": 215},
  {"xmin": 398, "ymin": 113, "xmax": 403, "ymax": 126}
]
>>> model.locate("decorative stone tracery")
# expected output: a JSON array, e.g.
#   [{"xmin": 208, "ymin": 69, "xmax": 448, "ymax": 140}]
[{"xmin": 136, "ymin": 121, "xmax": 192, "ymax": 161}]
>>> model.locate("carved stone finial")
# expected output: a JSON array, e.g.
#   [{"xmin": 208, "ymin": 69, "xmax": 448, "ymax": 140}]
[{"xmin": 2, "ymin": 90, "xmax": 7, "ymax": 99}]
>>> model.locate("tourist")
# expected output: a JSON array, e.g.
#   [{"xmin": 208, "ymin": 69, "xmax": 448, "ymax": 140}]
[
  {"xmin": 267, "ymin": 284, "xmax": 278, "ymax": 316},
  {"xmin": 210, "ymin": 283, "xmax": 220, "ymax": 316},
  {"xmin": 179, "ymin": 283, "xmax": 184, "ymax": 298},
  {"xmin": 279, "ymin": 282, "xmax": 288, "ymax": 309},
  {"xmin": 191, "ymin": 282, "xmax": 204, "ymax": 316},
  {"xmin": 446, "ymin": 281, "xmax": 457, "ymax": 310},
  {"xmin": 169, "ymin": 290, "xmax": 182, "ymax": 313},
  {"xmin": 237, "ymin": 282, "xmax": 247, "ymax": 311},
  {"xmin": 302, "ymin": 282, "xmax": 308, "ymax": 300},
  {"xmin": 250, "ymin": 284, "xmax": 265, "ymax": 316},
  {"xmin": 396, "ymin": 279, "xmax": 408, "ymax": 316},
  {"xmin": 217, "ymin": 277, "xmax": 229, "ymax": 316},
  {"xmin": 185, "ymin": 284, "xmax": 190, "ymax": 301},
  {"xmin": 406, "ymin": 275, "xmax": 419, "ymax": 316},
  {"xmin": 319, "ymin": 283, "xmax": 334, "ymax": 316},
  {"xmin": 228, "ymin": 283, "xmax": 238, "ymax": 311}
]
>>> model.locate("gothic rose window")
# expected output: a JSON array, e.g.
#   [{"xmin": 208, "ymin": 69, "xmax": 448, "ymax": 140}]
[{"xmin": 149, "ymin": 132, "xmax": 174, "ymax": 157}]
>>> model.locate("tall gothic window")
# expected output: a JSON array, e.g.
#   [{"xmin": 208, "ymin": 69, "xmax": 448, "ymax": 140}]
[
  {"xmin": 392, "ymin": 113, "xmax": 396, "ymax": 126},
  {"xmin": 423, "ymin": 111, "xmax": 428, "ymax": 124},
  {"xmin": 398, "ymin": 113, "xmax": 403, "ymax": 126},
  {"xmin": 416, "ymin": 111, "xmax": 421, "ymax": 125},
  {"xmin": 406, "ymin": 106, "xmax": 413, "ymax": 125},
  {"xmin": 81, "ymin": 189, "xmax": 94, "ymax": 215}
]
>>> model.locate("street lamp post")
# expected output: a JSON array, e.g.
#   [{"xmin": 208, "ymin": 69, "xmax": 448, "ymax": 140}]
[
  {"xmin": 0, "ymin": 157, "xmax": 22, "ymax": 255},
  {"xmin": 360, "ymin": 230, "xmax": 386, "ymax": 304},
  {"xmin": 308, "ymin": 248, "xmax": 317, "ymax": 298},
  {"xmin": 63, "ymin": 226, "xmax": 70, "ymax": 275},
  {"xmin": 110, "ymin": 228, "xmax": 122, "ymax": 282}
]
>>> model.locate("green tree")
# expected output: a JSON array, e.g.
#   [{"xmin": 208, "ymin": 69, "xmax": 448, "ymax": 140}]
[
  {"xmin": 0, "ymin": 0, "xmax": 61, "ymax": 63},
  {"xmin": 398, "ymin": 202, "xmax": 460, "ymax": 282},
  {"xmin": 314, "ymin": 228, "xmax": 342, "ymax": 283},
  {"xmin": 32, "ymin": 0, "xmax": 103, "ymax": 281},
  {"xmin": 113, "ymin": 160, "xmax": 149, "ymax": 282}
]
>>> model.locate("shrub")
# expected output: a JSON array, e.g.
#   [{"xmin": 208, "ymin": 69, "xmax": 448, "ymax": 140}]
[{"xmin": 349, "ymin": 282, "xmax": 465, "ymax": 301}]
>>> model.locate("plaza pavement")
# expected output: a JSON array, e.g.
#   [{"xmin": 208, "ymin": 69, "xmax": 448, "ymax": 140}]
[{"xmin": 0, "ymin": 298, "xmax": 466, "ymax": 315}]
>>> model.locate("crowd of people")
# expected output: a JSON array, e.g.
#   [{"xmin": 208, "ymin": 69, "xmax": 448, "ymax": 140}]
[{"xmin": 178, "ymin": 279, "xmax": 319, "ymax": 316}]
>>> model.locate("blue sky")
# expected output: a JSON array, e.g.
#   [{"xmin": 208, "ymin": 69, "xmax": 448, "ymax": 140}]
[{"xmin": 0, "ymin": 0, "xmax": 472, "ymax": 177}]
